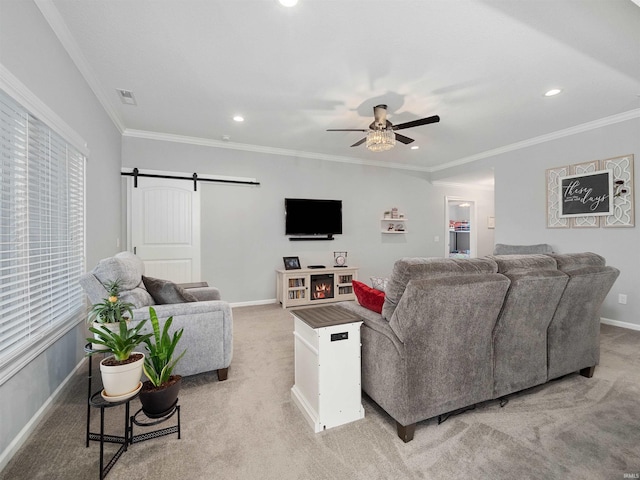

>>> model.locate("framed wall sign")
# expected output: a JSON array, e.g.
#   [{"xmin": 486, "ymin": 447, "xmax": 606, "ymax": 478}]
[{"xmin": 558, "ymin": 169, "xmax": 613, "ymax": 218}]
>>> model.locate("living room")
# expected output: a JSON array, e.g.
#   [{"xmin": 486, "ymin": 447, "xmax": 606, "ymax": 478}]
[{"xmin": 1, "ymin": 1, "xmax": 639, "ymax": 478}]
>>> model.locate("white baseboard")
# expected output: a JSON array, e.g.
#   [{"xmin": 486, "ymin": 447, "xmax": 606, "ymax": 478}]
[
  {"xmin": 600, "ymin": 317, "xmax": 640, "ymax": 331},
  {"xmin": 0, "ymin": 358, "xmax": 87, "ymax": 472},
  {"xmin": 230, "ymin": 298, "xmax": 278, "ymax": 308}
]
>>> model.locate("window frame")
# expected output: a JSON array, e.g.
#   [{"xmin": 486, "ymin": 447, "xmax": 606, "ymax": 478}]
[{"xmin": 0, "ymin": 69, "xmax": 88, "ymax": 386}]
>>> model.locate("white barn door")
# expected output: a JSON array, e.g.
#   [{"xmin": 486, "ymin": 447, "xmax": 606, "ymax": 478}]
[{"xmin": 128, "ymin": 176, "xmax": 201, "ymax": 283}]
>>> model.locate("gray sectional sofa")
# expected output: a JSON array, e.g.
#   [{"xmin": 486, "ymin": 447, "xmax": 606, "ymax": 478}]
[
  {"xmin": 79, "ymin": 251, "xmax": 233, "ymax": 380},
  {"xmin": 338, "ymin": 253, "xmax": 619, "ymax": 442}
]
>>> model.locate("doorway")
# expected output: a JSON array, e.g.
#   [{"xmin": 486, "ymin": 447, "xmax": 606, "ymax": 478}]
[{"xmin": 444, "ymin": 197, "xmax": 477, "ymax": 258}]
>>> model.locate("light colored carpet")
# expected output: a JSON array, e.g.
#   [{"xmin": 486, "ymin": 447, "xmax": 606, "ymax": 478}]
[{"xmin": 1, "ymin": 304, "xmax": 639, "ymax": 480}]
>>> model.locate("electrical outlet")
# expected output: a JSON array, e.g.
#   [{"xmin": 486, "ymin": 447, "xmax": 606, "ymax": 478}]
[
  {"xmin": 434, "ymin": 236, "xmax": 440, "ymax": 242},
  {"xmin": 618, "ymin": 294, "xmax": 627, "ymax": 305},
  {"xmin": 116, "ymin": 237, "xmax": 120, "ymax": 248}
]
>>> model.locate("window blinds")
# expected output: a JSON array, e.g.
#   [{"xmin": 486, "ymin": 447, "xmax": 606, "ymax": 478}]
[{"xmin": 0, "ymin": 89, "xmax": 85, "ymax": 377}]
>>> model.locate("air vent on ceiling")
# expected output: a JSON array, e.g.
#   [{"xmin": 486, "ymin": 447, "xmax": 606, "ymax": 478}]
[{"xmin": 116, "ymin": 89, "xmax": 137, "ymax": 105}]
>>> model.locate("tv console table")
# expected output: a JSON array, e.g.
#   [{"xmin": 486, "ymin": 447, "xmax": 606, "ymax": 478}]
[{"xmin": 276, "ymin": 266, "xmax": 358, "ymax": 308}]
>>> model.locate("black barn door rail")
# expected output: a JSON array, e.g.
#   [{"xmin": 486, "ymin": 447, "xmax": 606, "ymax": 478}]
[{"xmin": 121, "ymin": 168, "xmax": 260, "ymax": 191}]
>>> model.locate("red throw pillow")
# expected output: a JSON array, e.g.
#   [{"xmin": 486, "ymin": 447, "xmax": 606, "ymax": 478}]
[{"xmin": 352, "ymin": 280, "xmax": 385, "ymax": 314}]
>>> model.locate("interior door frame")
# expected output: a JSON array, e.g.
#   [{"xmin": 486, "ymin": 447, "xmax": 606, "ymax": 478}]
[{"xmin": 444, "ymin": 196, "xmax": 478, "ymax": 258}]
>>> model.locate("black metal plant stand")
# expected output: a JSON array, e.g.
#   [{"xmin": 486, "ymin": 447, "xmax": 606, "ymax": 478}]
[
  {"xmin": 130, "ymin": 400, "xmax": 181, "ymax": 444},
  {"xmin": 88, "ymin": 391, "xmax": 131, "ymax": 480},
  {"xmin": 84, "ymin": 343, "xmax": 182, "ymax": 479}
]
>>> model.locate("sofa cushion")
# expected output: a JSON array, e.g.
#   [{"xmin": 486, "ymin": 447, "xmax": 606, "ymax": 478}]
[
  {"xmin": 142, "ymin": 276, "xmax": 198, "ymax": 304},
  {"xmin": 493, "ymin": 243, "xmax": 553, "ymax": 255},
  {"xmin": 489, "ymin": 254, "xmax": 558, "ymax": 274},
  {"xmin": 370, "ymin": 276, "xmax": 389, "ymax": 292},
  {"xmin": 382, "ymin": 257, "xmax": 498, "ymax": 321},
  {"xmin": 92, "ymin": 251, "xmax": 145, "ymax": 291},
  {"xmin": 548, "ymin": 252, "xmax": 605, "ymax": 272},
  {"xmin": 119, "ymin": 286, "xmax": 155, "ymax": 309},
  {"xmin": 352, "ymin": 280, "xmax": 385, "ymax": 314}
]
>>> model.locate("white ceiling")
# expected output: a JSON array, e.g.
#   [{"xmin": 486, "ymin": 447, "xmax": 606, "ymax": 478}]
[{"xmin": 41, "ymin": 0, "xmax": 640, "ymax": 180}]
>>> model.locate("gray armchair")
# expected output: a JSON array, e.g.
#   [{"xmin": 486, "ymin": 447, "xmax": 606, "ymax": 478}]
[{"xmin": 79, "ymin": 251, "xmax": 232, "ymax": 380}]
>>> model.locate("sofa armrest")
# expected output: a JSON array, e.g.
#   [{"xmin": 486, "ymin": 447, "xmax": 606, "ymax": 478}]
[
  {"xmin": 78, "ymin": 273, "xmax": 108, "ymax": 305},
  {"xmin": 130, "ymin": 300, "xmax": 233, "ymax": 377},
  {"xmin": 131, "ymin": 300, "xmax": 229, "ymax": 320},
  {"xmin": 183, "ymin": 286, "xmax": 221, "ymax": 301}
]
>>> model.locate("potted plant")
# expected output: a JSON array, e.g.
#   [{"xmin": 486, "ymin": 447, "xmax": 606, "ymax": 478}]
[
  {"xmin": 139, "ymin": 307, "xmax": 186, "ymax": 417},
  {"xmin": 87, "ymin": 279, "xmax": 135, "ymax": 350},
  {"xmin": 87, "ymin": 319, "xmax": 152, "ymax": 398}
]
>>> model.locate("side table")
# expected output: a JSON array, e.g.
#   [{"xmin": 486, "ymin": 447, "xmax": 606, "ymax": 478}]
[{"xmin": 291, "ymin": 305, "xmax": 364, "ymax": 432}]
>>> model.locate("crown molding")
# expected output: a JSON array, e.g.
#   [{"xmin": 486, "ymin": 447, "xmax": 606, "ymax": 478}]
[
  {"xmin": 432, "ymin": 109, "xmax": 640, "ymax": 172},
  {"xmin": 34, "ymin": 0, "xmax": 126, "ymax": 134},
  {"xmin": 431, "ymin": 180, "xmax": 494, "ymax": 191},
  {"xmin": 122, "ymin": 129, "xmax": 433, "ymax": 173}
]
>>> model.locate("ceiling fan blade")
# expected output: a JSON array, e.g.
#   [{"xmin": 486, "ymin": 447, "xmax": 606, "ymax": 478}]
[
  {"xmin": 392, "ymin": 115, "xmax": 440, "ymax": 131},
  {"xmin": 351, "ymin": 138, "xmax": 366, "ymax": 147},
  {"xmin": 395, "ymin": 133, "xmax": 414, "ymax": 144},
  {"xmin": 327, "ymin": 129, "xmax": 368, "ymax": 132}
]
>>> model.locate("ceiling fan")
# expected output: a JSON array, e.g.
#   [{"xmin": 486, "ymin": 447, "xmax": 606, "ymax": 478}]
[{"xmin": 327, "ymin": 104, "xmax": 440, "ymax": 152}]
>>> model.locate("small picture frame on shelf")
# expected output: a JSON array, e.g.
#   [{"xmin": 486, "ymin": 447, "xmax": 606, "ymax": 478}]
[{"xmin": 283, "ymin": 256, "xmax": 301, "ymax": 270}]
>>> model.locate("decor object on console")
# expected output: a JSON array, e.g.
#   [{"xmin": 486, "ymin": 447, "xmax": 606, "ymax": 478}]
[
  {"xmin": 79, "ymin": 251, "xmax": 232, "ymax": 380},
  {"xmin": 336, "ymin": 254, "xmax": 619, "ymax": 442},
  {"xmin": 334, "ymin": 251, "xmax": 347, "ymax": 267},
  {"xmin": 283, "ymin": 256, "xmax": 301, "ymax": 270},
  {"xmin": 140, "ymin": 307, "xmax": 186, "ymax": 418}
]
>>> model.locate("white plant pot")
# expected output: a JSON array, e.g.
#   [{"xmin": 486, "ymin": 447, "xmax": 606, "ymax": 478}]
[
  {"xmin": 100, "ymin": 352, "xmax": 144, "ymax": 397},
  {"xmin": 91, "ymin": 320, "xmax": 128, "ymax": 351}
]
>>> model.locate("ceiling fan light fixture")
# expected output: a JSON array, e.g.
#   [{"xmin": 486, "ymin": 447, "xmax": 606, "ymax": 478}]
[{"xmin": 366, "ymin": 128, "xmax": 395, "ymax": 152}]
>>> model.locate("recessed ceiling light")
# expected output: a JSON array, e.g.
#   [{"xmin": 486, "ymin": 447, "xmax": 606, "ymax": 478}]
[
  {"xmin": 410, "ymin": 146, "xmax": 419, "ymax": 150},
  {"xmin": 279, "ymin": 0, "xmax": 298, "ymax": 6},
  {"xmin": 544, "ymin": 88, "xmax": 562, "ymax": 97},
  {"xmin": 233, "ymin": 115, "xmax": 244, "ymax": 122}
]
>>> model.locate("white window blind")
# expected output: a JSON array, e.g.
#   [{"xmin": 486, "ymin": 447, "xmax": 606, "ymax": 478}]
[{"xmin": 0, "ymin": 89, "xmax": 85, "ymax": 380}]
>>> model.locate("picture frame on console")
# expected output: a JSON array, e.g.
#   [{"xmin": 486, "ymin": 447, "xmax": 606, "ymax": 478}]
[{"xmin": 283, "ymin": 256, "xmax": 301, "ymax": 270}]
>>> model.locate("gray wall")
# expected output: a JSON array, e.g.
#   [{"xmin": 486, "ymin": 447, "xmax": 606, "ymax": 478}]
[
  {"xmin": 0, "ymin": 0, "xmax": 122, "ymax": 462},
  {"xmin": 122, "ymin": 137, "xmax": 496, "ymax": 303},
  {"xmin": 489, "ymin": 118, "xmax": 638, "ymax": 327}
]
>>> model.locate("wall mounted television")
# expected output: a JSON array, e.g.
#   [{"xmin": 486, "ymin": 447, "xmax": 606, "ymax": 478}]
[{"xmin": 285, "ymin": 198, "xmax": 342, "ymax": 240}]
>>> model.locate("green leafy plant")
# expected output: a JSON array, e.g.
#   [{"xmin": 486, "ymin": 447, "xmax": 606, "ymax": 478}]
[
  {"xmin": 142, "ymin": 307, "xmax": 187, "ymax": 387},
  {"xmin": 88, "ymin": 279, "xmax": 135, "ymax": 324},
  {"xmin": 87, "ymin": 319, "xmax": 152, "ymax": 361}
]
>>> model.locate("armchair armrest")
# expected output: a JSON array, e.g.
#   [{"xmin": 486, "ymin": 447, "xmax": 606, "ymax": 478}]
[
  {"xmin": 131, "ymin": 300, "xmax": 229, "ymax": 320},
  {"xmin": 176, "ymin": 282, "xmax": 221, "ymax": 301},
  {"xmin": 131, "ymin": 300, "xmax": 233, "ymax": 377}
]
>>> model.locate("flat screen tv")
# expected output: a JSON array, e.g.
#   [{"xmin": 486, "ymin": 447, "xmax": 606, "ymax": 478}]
[{"xmin": 285, "ymin": 198, "xmax": 342, "ymax": 238}]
